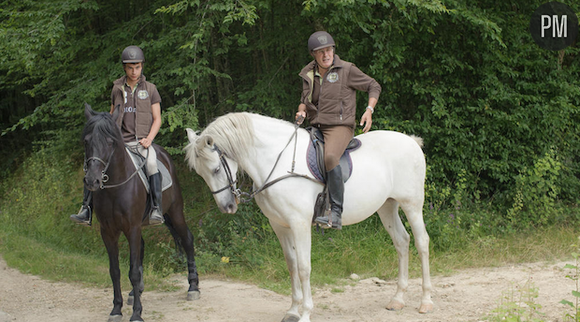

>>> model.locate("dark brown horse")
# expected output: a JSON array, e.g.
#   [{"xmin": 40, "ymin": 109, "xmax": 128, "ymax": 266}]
[{"xmin": 82, "ymin": 103, "xmax": 199, "ymax": 322}]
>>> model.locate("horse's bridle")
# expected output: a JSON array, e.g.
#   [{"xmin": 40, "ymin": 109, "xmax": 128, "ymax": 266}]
[
  {"xmin": 84, "ymin": 146, "xmax": 146, "ymax": 189},
  {"xmin": 209, "ymin": 122, "xmax": 318, "ymax": 203},
  {"xmin": 84, "ymin": 150, "xmax": 114, "ymax": 189},
  {"xmin": 210, "ymin": 145, "xmax": 241, "ymax": 199}
]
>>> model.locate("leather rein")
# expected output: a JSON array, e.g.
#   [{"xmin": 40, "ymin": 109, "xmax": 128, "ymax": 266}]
[
  {"xmin": 210, "ymin": 121, "xmax": 318, "ymax": 203},
  {"xmin": 84, "ymin": 145, "xmax": 147, "ymax": 190}
]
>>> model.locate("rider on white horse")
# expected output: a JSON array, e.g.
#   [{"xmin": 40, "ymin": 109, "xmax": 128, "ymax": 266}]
[{"xmin": 296, "ymin": 31, "xmax": 381, "ymax": 229}]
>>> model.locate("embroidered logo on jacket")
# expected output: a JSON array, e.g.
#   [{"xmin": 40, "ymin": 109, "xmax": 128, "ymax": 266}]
[
  {"xmin": 138, "ymin": 90, "xmax": 149, "ymax": 99},
  {"xmin": 327, "ymin": 72, "xmax": 339, "ymax": 83}
]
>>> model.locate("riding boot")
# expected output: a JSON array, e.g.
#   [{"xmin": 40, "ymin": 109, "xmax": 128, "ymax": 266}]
[
  {"xmin": 70, "ymin": 187, "xmax": 92, "ymax": 226},
  {"xmin": 149, "ymin": 172, "xmax": 164, "ymax": 226},
  {"xmin": 314, "ymin": 165, "xmax": 343, "ymax": 230}
]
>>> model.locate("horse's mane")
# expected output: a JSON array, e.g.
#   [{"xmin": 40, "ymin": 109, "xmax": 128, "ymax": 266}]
[
  {"xmin": 82, "ymin": 111, "xmax": 124, "ymax": 149},
  {"xmin": 185, "ymin": 113, "xmax": 256, "ymax": 168}
]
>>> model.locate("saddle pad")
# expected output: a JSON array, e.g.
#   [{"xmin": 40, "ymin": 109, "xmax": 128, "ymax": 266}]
[
  {"xmin": 306, "ymin": 138, "xmax": 361, "ymax": 184},
  {"xmin": 126, "ymin": 147, "xmax": 173, "ymax": 193}
]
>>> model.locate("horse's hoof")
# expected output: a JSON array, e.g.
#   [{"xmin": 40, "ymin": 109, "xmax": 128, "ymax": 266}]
[
  {"xmin": 281, "ymin": 313, "xmax": 300, "ymax": 322},
  {"xmin": 127, "ymin": 295, "xmax": 134, "ymax": 305},
  {"xmin": 187, "ymin": 290, "xmax": 201, "ymax": 301},
  {"xmin": 419, "ymin": 302, "xmax": 434, "ymax": 314},
  {"xmin": 386, "ymin": 299, "xmax": 405, "ymax": 311},
  {"xmin": 108, "ymin": 315, "xmax": 122, "ymax": 322}
]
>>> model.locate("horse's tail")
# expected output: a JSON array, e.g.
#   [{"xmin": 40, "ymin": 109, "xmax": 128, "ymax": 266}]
[
  {"xmin": 410, "ymin": 135, "xmax": 424, "ymax": 148},
  {"xmin": 163, "ymin": 215, "xmax": 186, "ymax": 257}
]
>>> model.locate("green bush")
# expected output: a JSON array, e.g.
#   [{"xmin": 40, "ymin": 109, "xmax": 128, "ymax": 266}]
[
  {"xmin": 507, "ymin": 149, "xmax": 564, "ymax": 229},
  {"xmin": 486, "ymin": 280, "xmax": 545, "ymax": 322}
]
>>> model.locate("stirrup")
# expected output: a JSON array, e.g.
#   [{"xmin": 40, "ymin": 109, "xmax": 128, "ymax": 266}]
[
  {"xmin": 314, "ymin": 214, "xmax": 341, "ymax": 230},
  {"xmin": 314, "ymin": 216, "xmax": 332, "ymax": 228},
  {"xmin": 70, "ymin": 206, "xmax": 91, "ymax": 226},
  {"xmin": 149, "ymin": 208, "xmax": 164, "ymax": 226}
]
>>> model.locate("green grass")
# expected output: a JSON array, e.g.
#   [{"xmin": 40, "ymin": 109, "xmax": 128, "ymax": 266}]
[
  {"xmin": 1, "ymin": 215, "xmax": 578, "ymax": 295},
  {"xmin": 0, "ymin": 230, "xmax": 110, "ymax": 286}
]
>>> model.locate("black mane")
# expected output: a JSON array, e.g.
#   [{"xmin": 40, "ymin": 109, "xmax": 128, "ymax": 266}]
[{"xmin": 82, "ymin": 111, "xmax": 123, "ymax": 148}]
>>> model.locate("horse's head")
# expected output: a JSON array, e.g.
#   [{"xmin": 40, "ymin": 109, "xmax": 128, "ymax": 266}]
[
  {"xmin": 185, "ymin": 128, "xmax": 239, "ymax": 214},
  {"xmin": 82, "ymin": 103, "xmax": 123, "ymax": 191}
]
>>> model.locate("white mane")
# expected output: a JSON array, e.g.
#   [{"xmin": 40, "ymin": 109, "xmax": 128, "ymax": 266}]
[{"xmin": 185, "ymin": 113, "xmax": 256, "ymax": 169}]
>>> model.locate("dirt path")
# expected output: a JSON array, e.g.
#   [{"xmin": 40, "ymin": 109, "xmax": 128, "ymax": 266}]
[{"xmin": 0, "ymin": 256, "xmax": 576, "ymax": 322}]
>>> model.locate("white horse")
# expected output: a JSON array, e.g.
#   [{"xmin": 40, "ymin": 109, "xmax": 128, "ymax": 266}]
[{"xmin": 184, "ymin": 112, "xmax": 433, "ymax": 322}]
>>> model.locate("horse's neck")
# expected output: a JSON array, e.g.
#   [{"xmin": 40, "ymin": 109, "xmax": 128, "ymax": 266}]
[
  {"xmin": 241, "ymin": 117, "xmax": 297, "ymax": 185},
  {"xmin": 109, "ymin": 145, "xmax": 133, "ymax": 178}
]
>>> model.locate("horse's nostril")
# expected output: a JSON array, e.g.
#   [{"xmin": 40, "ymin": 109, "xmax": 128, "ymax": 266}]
[
  {"xmin": 227, "ymin": 203, "xmax": 237, "ymax": 214},
  {"xmin": 84, "ymin": 176, "xmax": 100, "ymax": 189}
]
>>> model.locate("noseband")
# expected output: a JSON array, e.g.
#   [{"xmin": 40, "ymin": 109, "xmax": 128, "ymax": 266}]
[
  {"xmin": 210, "ymin": 145, "xmax": 241, "ymax": 198},
  {"xmin": 84, "ymin": 151, "xmax": 114, "ymax": 189}
]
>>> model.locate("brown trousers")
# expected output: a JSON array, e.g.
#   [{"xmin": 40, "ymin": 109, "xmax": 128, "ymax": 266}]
[{"xmin": 318, "ymin": 125, "xmax": 354, "ymax": 171}]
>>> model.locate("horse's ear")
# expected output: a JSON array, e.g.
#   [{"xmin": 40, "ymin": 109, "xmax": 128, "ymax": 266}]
[
  {"xmin": 186, "ymin": 128, "xmax": 198, "ymax": 143},
  {"xmin": 205, "ymin": 135, "xmax": 214, "ymax": 148},
  {"xmin": 111, "ymin": 104, "xmax": 121, "ymax": 122},
  {"xmin": 195, "ymin": 135, "xmax": 213, "ymax": 149},
  {"xmin": 84, "ymin": 103, "xmax": 96, "ymax": 120}
]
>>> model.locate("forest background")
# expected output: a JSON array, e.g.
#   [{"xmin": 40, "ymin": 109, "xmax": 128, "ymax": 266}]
[{"xmin": 1, "ymin": 0, "xmax": 580, "ymax": 308}]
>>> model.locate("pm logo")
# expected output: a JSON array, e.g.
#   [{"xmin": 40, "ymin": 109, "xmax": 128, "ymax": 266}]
[{"xmin": 530, "ymin": 2, "xmax": 578, "ymax": 51}]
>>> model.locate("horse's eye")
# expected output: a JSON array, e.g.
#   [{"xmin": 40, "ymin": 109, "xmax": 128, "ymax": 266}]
[{"xmin": 214, "ymin": 166, "xmax": 221, "ymax": 174}]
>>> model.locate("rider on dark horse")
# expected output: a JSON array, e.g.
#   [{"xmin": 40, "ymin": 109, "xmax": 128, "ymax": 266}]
[
  {"xmin": 70, "ymin": 45, "xmax": 164, "ymax": 226},
  {"xmin": 295, "ymin": 31, "xmax": 381, "ymax": 230}
]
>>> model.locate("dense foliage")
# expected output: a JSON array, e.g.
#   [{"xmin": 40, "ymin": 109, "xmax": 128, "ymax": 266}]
[{"xmin": 1, "ymin": 0, "xmax": 579, "ymax": 233}]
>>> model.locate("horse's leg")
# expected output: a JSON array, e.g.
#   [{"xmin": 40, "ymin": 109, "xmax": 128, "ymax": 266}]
[
  {"xmin": 127, "ymin": 237, "xmax": 145, "ymax": 306},
  {"xmin": 290, "ymin": 223, "xmax": 314, "ymax": 322},
  {"xmin": 101, "ymin": 229, "xmax": 123, "ymax": 322},
  {"xmin": 139, "ymin": 237, "xmax": 145, "ymax": 293},
  {"xmin": 399, "ymin": 199, "xmax": 433, "ymax": 313},
  {"xmin": 163, "ymin": 183, "xmax": 201, "ymax": 301},
  {"xmin": 127, "ymin": 227, "xmax": 144, "ymax": 322},
  {"xmin": 377, "ymin": 199, "xmax": 410, "ymax": 311},
  {"xmin": 269, "ymin": 220, "xmax": 302, "ymax": 322},
  {"xmin": 182, "ymin": 228, "xmax": 201, "ymax": 300},
  {"xmin": 168, "ymin": 215, "xmax": 200, "ymax": 300}
]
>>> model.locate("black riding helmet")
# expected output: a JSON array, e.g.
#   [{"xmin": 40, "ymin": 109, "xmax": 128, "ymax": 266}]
[
  {"xmin": 308, "ymin": 31, "xmax": 335, "ymax": 52},
  {"xmin": 121, "ymin": 46, "xmax": 145, "ymax": 64}
]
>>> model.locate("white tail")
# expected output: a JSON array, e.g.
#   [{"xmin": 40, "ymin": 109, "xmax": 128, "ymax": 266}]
[{"xmin": 410, "ymin": 135, "xmax": 424, "ymax": 148}]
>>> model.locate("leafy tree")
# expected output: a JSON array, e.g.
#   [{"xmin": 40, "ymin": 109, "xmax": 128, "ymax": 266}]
[{"xmin": 1, "ymin": 0, "xmax": 579, "ymax": 221}]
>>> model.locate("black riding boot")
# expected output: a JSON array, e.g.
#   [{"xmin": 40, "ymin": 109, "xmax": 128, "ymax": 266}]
[
  {"xmin": 149, "ymin": 172, "xmax": 164, "ymax": 226},
  {"xmin": 314, "ymin": 165, "xmax": 343, "ymax": 230},
  {"xmin": 70, "ymin": 187, "xmax": 92, "ymax": 226}
]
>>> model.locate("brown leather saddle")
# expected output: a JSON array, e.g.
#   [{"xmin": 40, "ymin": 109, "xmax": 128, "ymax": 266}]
[
  {"xmin": 305, "ymin": 127, "xmax": 361, "ymax": 183},
  {"xmin": 305, "ymin": 127, "xmax": 362, "ymax": 225}
]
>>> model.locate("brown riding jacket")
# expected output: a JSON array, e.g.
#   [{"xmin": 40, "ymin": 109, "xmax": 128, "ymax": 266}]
[
  {"xmin": 111, "ymin": 75, "xmax": 161, "ymax": 142},
  {"xmin": 299, "ymin": 55, "xmax": 381, "ymax": 127}
]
